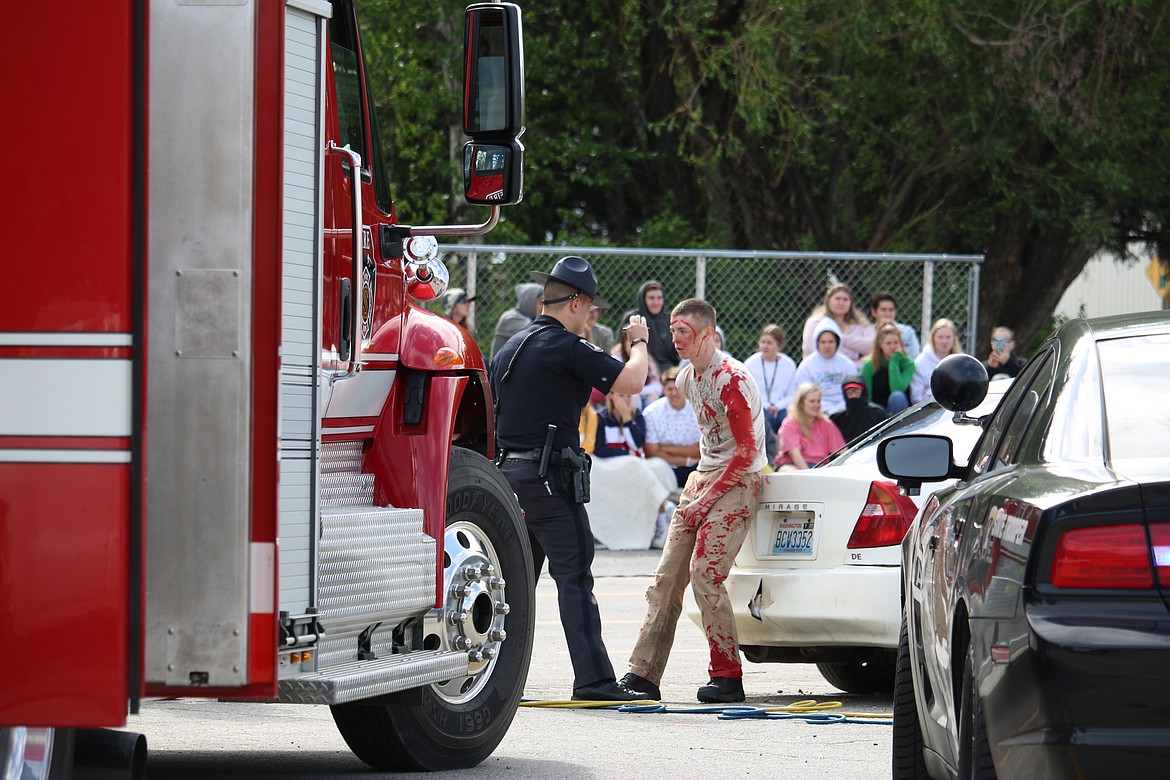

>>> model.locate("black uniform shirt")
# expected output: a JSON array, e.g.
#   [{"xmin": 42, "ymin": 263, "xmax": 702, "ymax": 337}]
[{"xmin": 490, "ymin": 315, "xmax": 626, "ymax": 452}]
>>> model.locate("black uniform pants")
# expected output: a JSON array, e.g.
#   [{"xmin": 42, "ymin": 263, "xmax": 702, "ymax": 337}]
[{"xmin": 499, "ymin": 458, "xmax": 615, "ymax": 689}]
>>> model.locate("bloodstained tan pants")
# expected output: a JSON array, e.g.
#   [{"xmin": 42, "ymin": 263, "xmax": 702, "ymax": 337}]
[{"xmin": 628, "ymin": 467, "xmax": 762, "ymax": 684}]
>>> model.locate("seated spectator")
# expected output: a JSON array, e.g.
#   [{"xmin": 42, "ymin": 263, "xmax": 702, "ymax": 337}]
[
  {"xmin": 910, "ymin": 318, "xmax": 963, "ymax": 403},
  {"xmin": 579, "ymin": 404, "xmax": 598, "ymax": 455},
  {"xmin": 981, "ymin": 326, "xmax": 1027, "ymax": 379},
  {"xmin": 830, "ymin": 375, "xmax": 888, "ymax": 443},
  {"xmin": 611, "ymin": 327, "xmax": 662, "ymax": 407},
  {"xmin": 588, "ymin": 391, "xmax": 678, "ymax": 550},
  {"xmin": 743, "ymin": 324, "xmax": 798, "ymax": 433},
  {"xmin": 642, "ymin": 367, "xmax": 702, "ymax": 488},
  {"xmin": 860, "ymin": 323, "xmax": 914, "ymax": 413},
  {"xmin": 594, "ymin": 391, "xmax": 648, "ymax": 458},
  {"xmin": 773, "ymin": 382, "xmax": 846, "ymax": 471},
  {"xmin": 795, "ymin": 318, "xmax": 855, "ymax": 415},
  {"xmin": 801, "ymin": 283, "xmax": 875, "ymax": 368},
  {"xmin": 867, "ymin": 292, "xmax": 921, "ymax": 359}
]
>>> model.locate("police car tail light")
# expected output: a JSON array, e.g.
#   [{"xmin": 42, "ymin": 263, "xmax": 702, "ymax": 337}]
[
  {"xmin": 847, "ymin": 481, "xmax": 917, "ymax": 549},
  {"xmin": 1150, "ymin": 524, "xmax": 1170, "ymax": 586},
  {"xmin": 1050, "ymin": 524, "xmax": 1153, "ymax": 589}
]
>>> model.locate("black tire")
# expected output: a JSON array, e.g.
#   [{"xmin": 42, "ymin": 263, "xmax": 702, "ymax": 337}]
[
  {"xmin": 892, "ymin": 620, "xmax": 930, "ymax": 780},
  {"xmin": 331, "ymin": 447, "xmax": 535, "ymax": 771},
  {"xmin": 816, "ymin": 652, "xmax": 896, "ymax": 695},
  {"xmin": 957, "ymin": 642, "xmax": 997, "ymax": 780}
]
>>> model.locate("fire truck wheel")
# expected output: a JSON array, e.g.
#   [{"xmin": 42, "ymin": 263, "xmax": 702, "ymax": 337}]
[{"xmin": 330, "ymin": 447, "xmax": 535, "ymax": 771}]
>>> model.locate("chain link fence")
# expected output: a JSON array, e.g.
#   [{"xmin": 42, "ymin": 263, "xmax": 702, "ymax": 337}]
[{"xmin": 433, "ymin": 244, "xmax": 983, "ymax": 363}]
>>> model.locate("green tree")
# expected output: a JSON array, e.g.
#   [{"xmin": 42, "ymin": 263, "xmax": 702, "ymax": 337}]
[{"xmin": 359, "ymin": 0, "xmax": 1170, "ymax": 351}]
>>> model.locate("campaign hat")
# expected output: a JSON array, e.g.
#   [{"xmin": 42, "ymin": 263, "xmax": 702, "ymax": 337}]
[{"xmin": 530, "ymin": 256, "xmax": 610, "ymax": 309}]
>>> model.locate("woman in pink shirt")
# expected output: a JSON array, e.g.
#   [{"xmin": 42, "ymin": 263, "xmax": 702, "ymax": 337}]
[{"xmin": 773, "ymin": 382, "xmax": 846, "ymax": 470}]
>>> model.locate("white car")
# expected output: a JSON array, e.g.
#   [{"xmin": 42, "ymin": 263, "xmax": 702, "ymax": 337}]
[{"xmin": 687, "ymin": 380, "xmax": 1010, "ymax": 694}]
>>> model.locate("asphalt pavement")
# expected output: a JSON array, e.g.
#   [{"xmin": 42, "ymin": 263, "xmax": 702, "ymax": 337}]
[{"xmin": 135, "ymin": 548, "xmax": 894, "ymax": 779}]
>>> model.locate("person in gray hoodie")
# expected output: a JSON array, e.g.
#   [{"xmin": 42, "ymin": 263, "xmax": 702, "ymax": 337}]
[
  {"xmin": 490, "ymin": 282, "xmax": 543, "ymax": 358},
  {"xmin": 794, "ymin": 318, "xmax": 856, "ymax": 415}
]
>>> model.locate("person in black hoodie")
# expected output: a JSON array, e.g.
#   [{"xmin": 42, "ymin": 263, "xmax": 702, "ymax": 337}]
[
  {"xmin": 829, "ymin": 375, "xmax": 888, "ymax": 444},
  {"xmin": 622, "ymin": 280, "xmax": 679, "ymax": 373}
]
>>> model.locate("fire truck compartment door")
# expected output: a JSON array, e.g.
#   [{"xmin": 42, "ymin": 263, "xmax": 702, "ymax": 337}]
[{"xmin": 144, "ymin": 0, "xmax": 259, "ymax": 688}]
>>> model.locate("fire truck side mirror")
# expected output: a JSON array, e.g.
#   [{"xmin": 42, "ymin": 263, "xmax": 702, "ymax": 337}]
[
  {"xmin": 464, "ymin": 139, "xmax": 524, "ymax": 206},
  {"xmin": 463, "ymin": 3, "xmax": 524, "ymax": 139}
]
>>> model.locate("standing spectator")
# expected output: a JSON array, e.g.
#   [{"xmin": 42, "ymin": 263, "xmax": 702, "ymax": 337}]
[
  {"xmin": 490, "ymin": 282, "xmax": 543, "ymax": 359},
  {"xmin": 867, "ymin": 292, "xmax": 921, "ymax": 359},
  {"xmin": 620, "ymin": 298, "xmax": 766, "ymax": 705},
  {"xmin": 743, "ymin": 324, "xmax": 798, "ymax": 433},
  {"xmin": 795, "ymin": 318, "xmax": 856, "ymax": 415},
  {"xmin": 801, "ymin": 283, "xmax": 874, "ymax": 368},
  {"xmin": 830, "ymin": 375, "xmax": 888, "ymax": 442},
  {"xmin": 982, "ymin": 326, "xmax": 1028, "ymax": 379},
  {"xmin": 585, "ymin": 306, "xmax": 616, "ymax": 353},
  {"xmin": 909, "ymin": 318, "xmax": 963, "ymax": 403},
  {"xmin": 860, "ymin": 323, "xmax": 914, "ymax": 413},
  {"xmin": 490, "ymin": 255, "xmax": 652, "ymax": 702},
  {"xmin": 643, "ymin": 367, "xmax": 702, "ymax": 488},
  {"xmin": 622, "ymin": 280, "xmax": 679, "ymax": 373},
  {"xmin": 439, "ymin": 287, "xmax": 474, "ymax": 337},
  {"xmin": 773, "ymin": 383, "xmax": 846, "ymax": 471}
]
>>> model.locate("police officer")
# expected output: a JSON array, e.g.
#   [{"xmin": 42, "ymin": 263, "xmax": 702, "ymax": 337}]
[{"xmin": 491, "ymin": 256, "xmax": 652, "ymax": 701}]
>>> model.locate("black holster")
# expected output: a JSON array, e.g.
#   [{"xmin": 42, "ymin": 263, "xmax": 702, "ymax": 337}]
[{"xmin": 561, "ymin": 447, "xmax": 591, "ymax": 504}]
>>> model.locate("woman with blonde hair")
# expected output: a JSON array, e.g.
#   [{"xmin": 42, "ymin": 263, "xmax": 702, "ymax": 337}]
[
  {"xmin": 909, "ymin": 318, "xmax": 964, "ymax": 403},
  {"xmin": 801, "ymin": 283, "xmax": 875, "ymax": 368},
  {"xmin": 773, "ymin": 382, "xmax": 846, "ymax": 471},
  {"xmin": 860, "ymin": 323, "xmax": 915, "ymax": 413}
]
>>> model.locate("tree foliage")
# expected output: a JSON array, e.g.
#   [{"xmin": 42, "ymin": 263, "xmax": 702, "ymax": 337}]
[{"xmin": 358, "ymin": 0, "xmax": 1170, "ymax": 351}]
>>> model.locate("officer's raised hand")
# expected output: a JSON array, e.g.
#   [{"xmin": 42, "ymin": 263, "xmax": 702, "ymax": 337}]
[
  {"xmin": 610, "ymin": 315, "xmax": 651, "ymax": 394},
  {"xmin": 624, "ymin": 314, "xmax": 649, "ymax": 344}
]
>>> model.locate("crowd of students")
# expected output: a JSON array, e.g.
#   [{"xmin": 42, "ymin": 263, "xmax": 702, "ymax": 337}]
[{"xmin": 447, "ymin": 278, "xmax": 1021, "ymax": 511}]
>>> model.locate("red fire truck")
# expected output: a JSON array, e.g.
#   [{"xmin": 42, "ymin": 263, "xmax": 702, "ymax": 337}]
[{"xmin": 2, "ymin": 1, "xmax": 532, "ymax": 776}]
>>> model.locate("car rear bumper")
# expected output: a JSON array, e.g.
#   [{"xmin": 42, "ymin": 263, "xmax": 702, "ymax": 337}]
[
  {"xmin": 689, "ymin": 565, "xmax": 900, "ymax": 650},
  {"xmin": 977, "ymin": 604, "xmax": 1170, "ymax": 777}
]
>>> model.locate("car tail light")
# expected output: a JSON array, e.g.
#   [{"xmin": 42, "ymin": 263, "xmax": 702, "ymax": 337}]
[
  {"xmin": 1051, "ymin": 524, "xmax": 1153, "ymax": 588},
  {"xmin": 847, "ymin": 481, "xmax": 918, "ymax": 549},
  {"xmin": 1148, "ymin": 523, "xmax": 1170, "ymax": 586}
]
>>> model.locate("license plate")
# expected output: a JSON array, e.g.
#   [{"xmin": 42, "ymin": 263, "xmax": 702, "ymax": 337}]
[{"xmin": 771, "ymin": 511, "xmax": 817, "ymax": 557}]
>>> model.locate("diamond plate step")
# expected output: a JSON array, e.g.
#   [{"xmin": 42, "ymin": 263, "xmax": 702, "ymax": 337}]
[{"xmin": 278, "ymin": 650, "xmax": 468, "ymax": 705}]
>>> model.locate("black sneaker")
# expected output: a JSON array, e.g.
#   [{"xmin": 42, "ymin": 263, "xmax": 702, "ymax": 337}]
[
  {"xmin": 572, "ymin": 679, "xmax": 649, "ymax": 702},
  {"xmin": 619, "ymin": 672, "xmax": 661, "ymax": 700},
  {"xmin": 697, "ymin": 676, "xmax": 744, "ymax": 703}
]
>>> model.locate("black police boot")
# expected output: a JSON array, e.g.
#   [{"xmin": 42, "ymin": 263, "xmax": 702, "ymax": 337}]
[
  {"xmin": 697, "ymin": 676, "xmax": 744, "ymax": 703},
  {"xmin": 619, "ymin": 672, "xmax": 661, "ymax": 700},
  {"xmin": 572, "ymin": 678, "xmax": 650, "ymax": 702}
]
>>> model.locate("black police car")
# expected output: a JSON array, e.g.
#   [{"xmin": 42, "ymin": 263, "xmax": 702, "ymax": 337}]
[{"xmin": 878, "ymin": 312, "xmax": 1170, "ymax": 779}]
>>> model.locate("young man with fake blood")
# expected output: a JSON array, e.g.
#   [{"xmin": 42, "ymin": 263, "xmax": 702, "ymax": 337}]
[{"xmin": 620, "ymin": 298, "xmax": 766, "ymax": 703}]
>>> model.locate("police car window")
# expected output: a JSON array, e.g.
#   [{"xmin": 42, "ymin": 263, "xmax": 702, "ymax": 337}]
[
  {"xmin": 992, "ymin": 353, "xmax": 1053, "ymax": 468},
  {"xmin": 1042, "ymin": 335, "xmax": 1103, "ymax": 464},
  {"xmin": 1098, "ymin": 332, "xmax": 1170, "ymax": 461},
  {"xmin": 968, "ymin": 354, "xmax": 1047, "ymax": 478}
]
